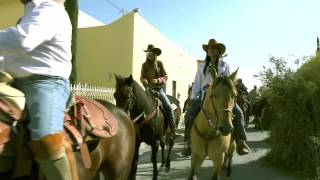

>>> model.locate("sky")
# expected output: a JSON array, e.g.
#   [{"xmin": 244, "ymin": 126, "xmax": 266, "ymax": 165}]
[{"xmin": 79, "ymin": 0, "xmax": 319, "ymax": 90}]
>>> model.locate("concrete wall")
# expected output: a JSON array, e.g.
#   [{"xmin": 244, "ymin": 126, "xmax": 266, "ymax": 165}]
[
  {"xmin": 0, "ymin": 1, "xmax": 23, "ymax": 28},
  {"xmin": 76, "ymin": 13, "xmax": 134, "ymax": 87}
]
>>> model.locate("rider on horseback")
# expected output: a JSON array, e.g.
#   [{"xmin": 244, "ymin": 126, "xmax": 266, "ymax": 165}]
[
  {"xmin": 140, "ymin": 44, "xmax": 176, "ymax": 132},
  {"xmin": 182, "ymin": 39, "xmax": 251, "ymax": 156},
  {"xmin": 0, "ymin": 0, "xmax": 77, "ymax": 179},
  {"xmin": 248, "ymin": 85, "xmax": 261, "ymax": 104}
]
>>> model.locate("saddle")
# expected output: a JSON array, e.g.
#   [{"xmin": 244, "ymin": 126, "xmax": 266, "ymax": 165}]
[{"xmin": 0, "ymin": 86, "xmax": 118, "ymax": 177}]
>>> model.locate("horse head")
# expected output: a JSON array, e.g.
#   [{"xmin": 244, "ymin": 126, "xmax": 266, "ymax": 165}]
[
  {"xmin": 203, "ymin": 68, "xmax": 238, "ymax": 136},
  {"xmin": 114, "ymin": 74, "xmax": 135, "ymax": 113}
]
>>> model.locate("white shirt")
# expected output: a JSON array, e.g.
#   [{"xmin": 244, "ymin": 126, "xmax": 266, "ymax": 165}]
[
  {"xmin": 191, "ymin": 59, "xmax": 230, "ymax": 99},
  {"xmin": 0, "ymin": 0, "xmax": 72, "ymax": 79}
]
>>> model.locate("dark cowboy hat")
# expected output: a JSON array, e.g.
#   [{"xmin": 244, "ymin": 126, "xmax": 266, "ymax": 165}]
[
  {"xmin": 202, "ymin": 39, "xmax": 226, "ymax": 55},
  {"xmin": 144, "ymin": 44, "xmax": 162, "ymax": 56}
]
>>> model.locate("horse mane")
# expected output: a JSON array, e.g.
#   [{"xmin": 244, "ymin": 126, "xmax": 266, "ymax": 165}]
[
  {"xmin": 212, "ymin": 76, "xmax": 237, "ymax": 94},
  {"xmin": 131, "ymin": 80, "xmax": 156, "ymax": 114}
]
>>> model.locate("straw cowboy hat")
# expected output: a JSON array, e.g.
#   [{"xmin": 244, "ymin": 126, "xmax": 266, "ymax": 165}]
[
  {"xmin": 144, "ymin": 44, "xmax": 162, "ymax": 56},
  {"xmin": 202, "ymin": 39, "xmax": 226, "ymax": 55}
]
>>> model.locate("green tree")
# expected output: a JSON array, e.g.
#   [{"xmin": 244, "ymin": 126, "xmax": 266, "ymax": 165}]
[{"xmin": 64, "ymin": 0, "xmax": 78, "ymax": 83}]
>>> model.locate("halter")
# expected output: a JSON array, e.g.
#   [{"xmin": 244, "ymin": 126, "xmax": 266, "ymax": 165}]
[
  {"xmin": 126, "ymin": 86, "xmax": 158, "ymax": 124},
  {"xmin": 126, "ymin": 86, "xmax": 135, "ymax": 116},
  {"xmin": 194, "ymin": 83, "xmax": 234, "ymax": 141}
]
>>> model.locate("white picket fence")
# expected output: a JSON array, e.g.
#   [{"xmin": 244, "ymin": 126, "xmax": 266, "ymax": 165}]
[{"xmin": 70, "ymin": 83, "xmax": 116, "ymax": 104}]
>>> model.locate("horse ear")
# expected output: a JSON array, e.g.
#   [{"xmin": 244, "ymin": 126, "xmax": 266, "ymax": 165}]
[
  {"xmin": 114, "ymin": 73, "xmax": 120, "ymax": 82},
  {"xmin": 125, "ymin": 74, "xmax": 133, "ymax": 85},
  {"xmin": 229, "ymin": 67, "xmax": 239, "ymax": 82}
]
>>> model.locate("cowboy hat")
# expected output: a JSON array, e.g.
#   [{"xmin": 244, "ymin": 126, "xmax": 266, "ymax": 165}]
[
  {"xmin": 144, "ymin": 44, "xmax": 162, "ymax": 56},
  {"xmin": 202, "ymin": 39, "xmax": 226, "ymax": 55}
]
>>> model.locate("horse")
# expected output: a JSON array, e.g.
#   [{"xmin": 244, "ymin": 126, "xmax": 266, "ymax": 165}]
[
  {"xmin": 167, "ymin": 94, "xmax": 182, "ymax": 129},
  {"xmin": 114, "ymin": 74, "xmax": 176, "ymax": 180},
  {"xmin": 0, "ymin": 84, "xmax": 136, "ymax": 180},
  {"xmin": 249, "ymin": 97, "xmax": 270, "ymax": 131},
  {"xmin": 189, "ymin": 69, "xmax": 238, "ymax": 180},
  {"xmin": 235, "ymin": 80, "xmax": 250, "ymax": 127}
]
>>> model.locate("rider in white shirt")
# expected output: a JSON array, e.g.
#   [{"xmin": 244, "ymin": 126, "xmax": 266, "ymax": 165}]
[
  {"xmin": 182, "ymin": 39, "xmax": 251, "ymax": 156},
  {"xmin": 0, "ymin": 0, "xmax": 76, "ymax": 179}
]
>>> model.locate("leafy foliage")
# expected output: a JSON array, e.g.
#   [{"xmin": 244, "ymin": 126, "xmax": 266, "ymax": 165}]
[{"xmin": 259, "ymin": 55, "xmax": 320, "ymax": 179}]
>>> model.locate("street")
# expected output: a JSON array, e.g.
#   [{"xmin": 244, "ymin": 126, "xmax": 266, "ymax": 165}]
[{"xmin": 135, "ymin": 118, "xmax": 304, "ymax": 180}]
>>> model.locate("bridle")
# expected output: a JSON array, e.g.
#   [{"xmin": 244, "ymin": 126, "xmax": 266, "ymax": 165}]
[
  {"xmin": 195, "ymin": 83, "xmax": 234, "ymax": 141},
  {"xmin": 123, "ymin": 86, "xmax": 157, "ymax": 124}
]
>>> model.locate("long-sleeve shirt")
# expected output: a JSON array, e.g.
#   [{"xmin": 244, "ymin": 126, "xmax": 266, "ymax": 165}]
[
  {"xmin": 191, "ymin": 59, "xmax": 230, "ymax": 99},
  {"xmin": 140, "ymin": 60, "xmax": 168, "ymax": 85},
  {"xmin": 0, "ymin": 0, "xmax": 72, "ymax": 79}
]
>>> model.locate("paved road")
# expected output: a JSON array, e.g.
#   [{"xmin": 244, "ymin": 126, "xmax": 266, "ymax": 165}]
[{"xmin": 135, "ymin": 118, "xmax": 305, "ymax": 180}]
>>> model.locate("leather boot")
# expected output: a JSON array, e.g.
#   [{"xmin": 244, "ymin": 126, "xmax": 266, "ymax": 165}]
[
  {"xmin": 167, "ymin": 109, "xmax": 176, "ymax": 133},
  {"xmin": 236, "ymin": 140, "xmax": 251, "ymax": 155},
  {"xmin": 64, "ymin": 139, "xmax": 79, "ymax": 180},
  {"xmin": 30, "ymin": 133, "xmax": 78, "ymax": 180}
]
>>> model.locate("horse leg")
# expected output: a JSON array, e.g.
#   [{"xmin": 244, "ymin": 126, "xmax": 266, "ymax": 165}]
[
  {"xmin": 129, "ymin": 142, "xmax": 141, "ymax": 180},
  {"xmin": 159, "ymin": 137, "xmax": 165, "ymax": 169},
  {"xmin": 189, "ymin": 152, "xmax": 206, "ymax": 180},
  {"xmin": 165, "ymin": 133, "xmax": 174, "ymax": 172},
  {"xmin": 227, "ymin": 140, "xmax": 236, "ymax": 177},
  {"xmin": 211, "ymin": 154, "xmax": 224, "ymax": 180},
  {"xmin": 151, "ymin": 141, "xmax": 160, "ymax": 180}
]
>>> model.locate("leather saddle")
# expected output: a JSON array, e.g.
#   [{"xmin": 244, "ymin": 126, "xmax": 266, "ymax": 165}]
[{"xmin": 0, "ymin": 90, "xmax": 118, "ymax": 177}]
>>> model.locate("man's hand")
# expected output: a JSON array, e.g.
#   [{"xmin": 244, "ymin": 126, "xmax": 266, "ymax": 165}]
[
  {"xmin": 150, "ymin": 79, "xmax": 158, "ymax": 84},
  {"xmin": 141, "ymin": 79, "xmax": 148, "ymax": 85}
]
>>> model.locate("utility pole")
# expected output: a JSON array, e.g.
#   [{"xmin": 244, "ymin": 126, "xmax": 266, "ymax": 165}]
[
  {"xmin": 64, "ymin": 0, "xmax": 78, "ymax": 83},
  {"xmin": 317, "ymin": 36, "xmax": 319, "ymax": 55}
]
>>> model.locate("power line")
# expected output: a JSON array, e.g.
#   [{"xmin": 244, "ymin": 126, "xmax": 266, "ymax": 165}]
[{"xmin": 103, "ymin": 0, "xmax": 127, "ymax": 15}]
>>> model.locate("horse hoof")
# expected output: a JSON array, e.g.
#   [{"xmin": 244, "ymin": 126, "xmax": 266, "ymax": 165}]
[{"xmin": 165, "ymin": 166, "xmax": 170, "ymax": 173}]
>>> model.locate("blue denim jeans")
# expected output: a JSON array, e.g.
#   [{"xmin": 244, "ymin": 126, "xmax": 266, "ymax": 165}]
[
  {"xmin": 233, "ymin": 103, "xmax": 247, "ymax": 141},
  {"xmin": 13, "ymin": 75, "xmax": 70, "ymax": 140},
  {"xmin": 159, "ymin": 88, "xmax": 175, "ymax": 125}
]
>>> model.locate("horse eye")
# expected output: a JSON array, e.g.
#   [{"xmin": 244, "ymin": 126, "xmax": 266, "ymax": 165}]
[{"xmin": 212, "ymin": 93, "xmax": 217, "ymax": 98}]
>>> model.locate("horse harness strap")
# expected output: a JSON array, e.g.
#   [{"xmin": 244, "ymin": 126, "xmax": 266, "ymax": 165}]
[
  {"xmin": 132, "ymin": 99, "xmax": 160, "ymax": 125},
  {"xmin": 194, "ymin": 120, "xmax": 220, "ymax": 142},
  {"xmin": 132, "ymin": 112, "xmax": 145, "ymax": 123}
]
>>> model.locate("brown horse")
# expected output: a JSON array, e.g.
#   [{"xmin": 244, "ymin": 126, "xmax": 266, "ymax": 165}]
[
  {"xmin": 189, "ymin": 69, "xmax": 238, "ymax": 180},
  {"xmin": 0, "ymin": 97, "xmax": 135, "ymax": 180},
  {"xmin": 114, "ymin": 74, "xmax": 176, "ymax": 180},
  {"xmin": 249, "ymin": 97, "xmax": 270, "ymax": 131}
]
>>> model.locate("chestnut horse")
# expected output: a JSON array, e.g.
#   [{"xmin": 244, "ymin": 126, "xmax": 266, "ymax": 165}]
[
  {"xmin": 189, "ymin": 69, "xmax": 238, "ymax": 180},
  {"xmin": 114, "ymin": 74, "xmax": 176, "ymax": 180},
  {"xmin": 0, "ymin": 98, "xmax": 136, "ymax": 180}
]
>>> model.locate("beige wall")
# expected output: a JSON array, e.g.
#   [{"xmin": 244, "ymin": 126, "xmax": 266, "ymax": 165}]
[
  {"xmin": 77, "ymin": 13, "xmax": 134, "ymax": 87},
  {"xmin": 0, "ymin": 1, "xmax": 23, "ymax": 28}
]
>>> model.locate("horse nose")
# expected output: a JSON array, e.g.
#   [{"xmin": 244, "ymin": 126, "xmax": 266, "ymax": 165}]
[{"xmin": 219, "ymin": 124, "xmax": 234, "ymax": 136}]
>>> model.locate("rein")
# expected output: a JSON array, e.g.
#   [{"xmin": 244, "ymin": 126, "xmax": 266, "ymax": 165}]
[
  {"xmin": 194, "ymin": 85, "xmax": 234, "ymax": 142},
  {"xmin": 127, "ymin": 86, "xmax": 158, "ymax": 124}
]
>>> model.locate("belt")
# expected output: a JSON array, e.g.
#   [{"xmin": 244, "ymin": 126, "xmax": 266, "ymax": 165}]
[{"xmin": 15, "ymin": 74, "xmax": 65, "ymax": 81}]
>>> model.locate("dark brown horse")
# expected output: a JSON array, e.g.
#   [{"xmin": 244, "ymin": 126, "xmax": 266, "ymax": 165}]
[
  {"xmin": 249, "ymin": 97, "xmax": 270, "ymax": 131},
  {"xmin": 0, "ymin": 97, "xmax": 136, "ymax": 180},
  {"xmin": 114, "ymin": 74, "xmax": 176, "ymax": 180}
]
